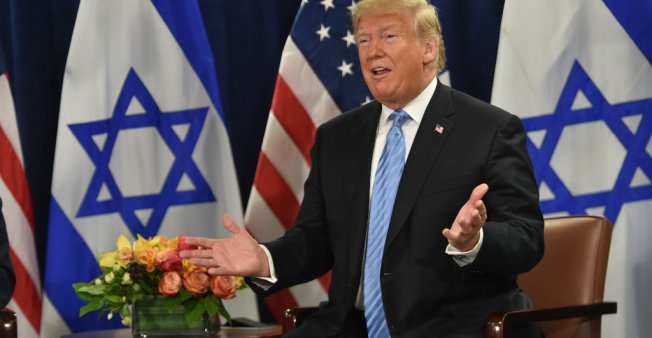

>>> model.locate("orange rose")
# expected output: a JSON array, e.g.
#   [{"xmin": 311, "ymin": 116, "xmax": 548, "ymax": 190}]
[
  {"xmin": 182, "ymin": 268, "xmax": 210, "ymax": 295},
  {"xmin": 209, "ymin": 275, "xmax": 237, "ymax": 300},
  {"xmin": 159, "ymin": 271, "xmax": 182, "ymax": 295}
]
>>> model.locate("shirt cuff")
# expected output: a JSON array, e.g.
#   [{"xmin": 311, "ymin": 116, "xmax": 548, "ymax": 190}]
[
  {"xmin": 248, "ymin": 244, "xmax": 278, "ymax": 290},
  {"xmin": 445, "ymin": 229, "xmax": 484, "ymax": 267}
]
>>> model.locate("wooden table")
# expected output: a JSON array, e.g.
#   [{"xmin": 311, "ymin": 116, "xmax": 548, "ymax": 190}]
[{"xmin": 61, "ymin": 326, "xmax": 282, "ymax": 338}]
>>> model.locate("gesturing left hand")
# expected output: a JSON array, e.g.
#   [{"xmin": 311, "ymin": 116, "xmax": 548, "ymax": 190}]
[{"xmin": 442, "ymin": 183, "xmax": 488, "ymax": 251}]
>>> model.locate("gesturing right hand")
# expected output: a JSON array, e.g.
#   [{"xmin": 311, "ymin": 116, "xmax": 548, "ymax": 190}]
[{"xmin": 179, "ymin": 214, "xmax": 271, "ymax": 278}]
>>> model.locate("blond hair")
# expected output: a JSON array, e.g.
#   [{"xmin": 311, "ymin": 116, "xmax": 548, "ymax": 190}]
[{"xmin": 352, "ymin": 0, "xmax": 446, "ymax": 72}]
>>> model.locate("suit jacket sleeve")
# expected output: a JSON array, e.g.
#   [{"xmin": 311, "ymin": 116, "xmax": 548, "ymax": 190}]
[
  {"xmin": 0, "ymin": 199, "xmax": 16, "ymax": 308},
  {"xmin": 470, "ymin": 113, "xmax": 544, "ymax": 275},
  {"xmin": 253, "ymin": 127, "xmax": 333, "ymax": 294}
]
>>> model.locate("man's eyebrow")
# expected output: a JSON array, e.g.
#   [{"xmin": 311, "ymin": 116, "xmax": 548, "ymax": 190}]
[{"xmin": 356, "ymin": 24, "xmax": 401, "ymax": 38}]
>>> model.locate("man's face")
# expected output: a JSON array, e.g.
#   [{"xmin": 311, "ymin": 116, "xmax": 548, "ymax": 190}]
[{"xmin": 356, "ymin": 12, "xmax": 436, "ymax": 109}]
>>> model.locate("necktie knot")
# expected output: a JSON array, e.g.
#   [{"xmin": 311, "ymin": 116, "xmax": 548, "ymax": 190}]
[{"xmin": 390, "ymin": 109, "xmax": 409, "ymax": 128}]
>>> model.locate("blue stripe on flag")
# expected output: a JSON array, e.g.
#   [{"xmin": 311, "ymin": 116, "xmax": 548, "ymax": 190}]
[
  {"xmin": 603, "ymin": 0, "xmax": 652, "ymax": 63},
  {"xmin": 44, "ymin": 198, "xmax": 123, "ymax": 332},
  {"xmin": 151, "ymin": 0, "xmax": 227, "ymax": 123}
]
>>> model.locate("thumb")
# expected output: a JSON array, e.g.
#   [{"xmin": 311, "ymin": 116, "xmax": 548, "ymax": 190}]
[
  {"xmin": 469, "ymin": 183, "xmax": 489, "ymax": 204},
  {"xmin": 222, "ymin": 214, "xmax": 241, "ymax": 235}
]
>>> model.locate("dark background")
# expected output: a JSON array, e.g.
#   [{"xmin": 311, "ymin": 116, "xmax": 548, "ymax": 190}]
[{"xmin": 0, "ymin": 0, "xmax": 504, "ymax": 320}]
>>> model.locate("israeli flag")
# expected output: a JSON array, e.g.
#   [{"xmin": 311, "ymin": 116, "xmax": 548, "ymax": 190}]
[
  {"xmin": 41, "ymin": 1, "xmax": 257, "ymax": 336},
  {"xmin": 492, "ymin": 0, "xmax": 652, "ymax": 337}
]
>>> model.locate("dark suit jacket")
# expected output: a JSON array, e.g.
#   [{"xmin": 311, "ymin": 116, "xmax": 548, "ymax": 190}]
[
  {"xmin": 256, "ymin": 84, "xmax": 544, "ymax": 337},
  {"xmin": 0, "ymin": 198, "xmax": 16, "ymax": 308}
]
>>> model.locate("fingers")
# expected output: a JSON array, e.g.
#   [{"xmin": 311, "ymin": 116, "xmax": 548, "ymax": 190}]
[
  {"xmin": 469, "ymin": 183, "xmax": 489, "ymax": 204},
  {"xmin": 188, "ymin": 257, "xmax": 218, "ymax": 267},
  {"xmin": 441, "ymin": 228, "xmax": 455, "ymax": 241},
  {"xmin": 223, "ymin": 214, "xmax": 242, "ymax": 235},
  {"xmin": 179, "ymin": 248, "xmax": 213, "ymax": 259},
  {"xmin": 183, "ymin": 236, "xmax": 215, "ymax": 248}
]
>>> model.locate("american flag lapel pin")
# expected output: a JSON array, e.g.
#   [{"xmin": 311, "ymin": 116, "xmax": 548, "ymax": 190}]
[{"xmin": 434, "ymin": 124, "xmax": 444, "ymax": 134}]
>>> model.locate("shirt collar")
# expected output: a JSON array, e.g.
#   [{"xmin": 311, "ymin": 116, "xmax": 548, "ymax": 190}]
[{"xmin": 380, "ymin": 76, "xmax": 438, "ymax": 125}]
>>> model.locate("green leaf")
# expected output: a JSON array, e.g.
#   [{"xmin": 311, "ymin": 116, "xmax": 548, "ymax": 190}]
[
  {"xmin": 72, "ymin": 282, "xmax": 88, "ymax": 292},
  {"xmin": 178, "ymin": 287, "xmax": 194, "ymax": 301},
  {"xmin": 138, "ymin": 280, "xmax": 154, "ymax": 294},
  {"xmin": 216, "ymin": 298, "xmax": 231, "ymax": 324},
  {"xmin": 203, "ymin": 296, "xmax": 219, "ymax": 317},
  {"xmin": 79, "ymin": 299, "xmax": 104, "ymax": 317},
  {"xmin": 75, "ymin": 292, "xmax": 101, "ymax": 302},
  {"xmin": 106, "ymin": 295, "xmax": 125, "ymax": 304},
  {"xmin": 120, "ymin": 303, "xmax": 131, "ymax": 318},
  {"xmin": 163, "ymin": 294, "xmax": 184, "ymax": 312},
  {"xmin": 184, "ymin": 298, "xmax": 205, "ymax": 325},
  {"xmin": 75, "ymin": 285, "xmax": 105, "ymax": 296}
]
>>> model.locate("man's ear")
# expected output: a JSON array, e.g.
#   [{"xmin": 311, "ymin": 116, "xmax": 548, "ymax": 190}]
[{"xmin": 423, "ymin": 37, "xmax": 438, "ymax": 65}]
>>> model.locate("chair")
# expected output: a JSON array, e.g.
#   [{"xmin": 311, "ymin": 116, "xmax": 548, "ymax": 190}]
[
  {"xmin": 0, "ymin": 308, "xmax": 17, "ymax": 338},
  {"xmin": 486, "ymin": 215, "xmax": 616, "ymax": 338},
  {"xmin": 282, "ymin": 216, "xmax": 617, "ymax": 337}
]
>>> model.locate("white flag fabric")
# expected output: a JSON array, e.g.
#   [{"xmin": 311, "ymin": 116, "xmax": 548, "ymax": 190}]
[
  {"xmin": 492, "ymin": 1, "xmax": 652, "ymax": 337},
  {"xmin": 41, "ymin": 1, "xmax": 257, "ymax": 336},
  {"xmin": 1, "ymin": 53, "xmax": 42, "ymax": 338}
]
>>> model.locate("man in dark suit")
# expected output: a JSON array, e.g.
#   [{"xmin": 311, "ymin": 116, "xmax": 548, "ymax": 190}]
[
  {"xmin": 181, "ymin": 0, "xmax": 544, "ymax": 336},
  {"xmin": 0, "ymin": 198, "xmax": 16, "ymax": 308}
]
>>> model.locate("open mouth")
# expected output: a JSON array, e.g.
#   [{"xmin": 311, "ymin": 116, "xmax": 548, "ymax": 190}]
[{"xmin": 372, "ymin": 67, "xmax": 390, "ymax": 76}]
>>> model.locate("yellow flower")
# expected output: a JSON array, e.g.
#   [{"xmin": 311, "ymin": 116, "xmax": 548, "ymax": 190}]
[
  {"xmin": 99, "ymin": 235, "xmax": 134, "ymax": 268},
  {"xmin": 99, "ymin": 252, "xmax": 116, "ymax": 268},
  {"xmin": 234, "ymin": 276, "xmax": 246, "ymax": 290}
]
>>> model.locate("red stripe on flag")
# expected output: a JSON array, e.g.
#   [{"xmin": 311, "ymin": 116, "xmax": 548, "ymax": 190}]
[
  {"xmin": 8, "ymin": 249, "xmax": 41, "ymax": 332},
  {"xmin": 271, "ymin": 76, "xmax": 317, "ymax": 166},
  {"xmin": 253, "ymin": 154, "xmax": 300, "ymax": 230},
  {"xmin": 264, "ymin": 288, "xmax": 299, "ymax": 325},
  {"xmin": 318, "ymin": 271, "xmax": 331, "ymax": 291},
  {"xmin": 0, "ymin": 126, "xmax": 36, "ymax": 230}
]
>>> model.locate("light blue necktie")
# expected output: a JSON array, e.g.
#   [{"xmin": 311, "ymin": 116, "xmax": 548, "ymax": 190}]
[{"xmin": 364, "ymin": 109, "xmax": 409, "ymax": 338}]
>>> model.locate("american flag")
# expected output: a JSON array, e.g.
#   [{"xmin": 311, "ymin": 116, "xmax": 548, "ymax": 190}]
[
  {"xmin": 244, "ymin": 0, "xmax": 371, "ymax": 323},
  {"xmin": 0, "ymin": 48, "xmax": 41, "ymax": 337}
]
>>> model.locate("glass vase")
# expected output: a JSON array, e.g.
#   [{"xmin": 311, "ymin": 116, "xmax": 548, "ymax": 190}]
[{"xmin": 131, "ymin": 295, "xmax": 220, "ymax": 337}]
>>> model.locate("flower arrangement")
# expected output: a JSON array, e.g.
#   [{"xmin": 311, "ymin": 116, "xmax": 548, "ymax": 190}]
[{"xmin": 73, "ymin": 234, "xmax": 245, "ymax": 327}]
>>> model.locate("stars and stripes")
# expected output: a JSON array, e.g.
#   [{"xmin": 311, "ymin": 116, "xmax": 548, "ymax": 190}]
[
  {"xmin": 244, "ymin": 0, "xmax": 371, "ymax": 323},
  {"xmin": 0, "ymin": 50, "xmax": 41, "ymax": 338}
]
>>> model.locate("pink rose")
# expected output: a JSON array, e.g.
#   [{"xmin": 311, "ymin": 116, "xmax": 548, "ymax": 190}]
[
  {"xmin": 209, "ymin": 275, "xmax": 237, "ymax": 300},
  {"xmin": 156, "ymin": 249, "xmax": 182, "ymax": 272},
  {"xmin": 182, "ymin": 268, "xmax": 210, "ymax": 295},
  {"xmin": 177, "ymin": 235, "xmax": 197, "ymax": 251},
  {"xmin": 158, "ymin": 271, "xmax": 182, "ymax": 295}
]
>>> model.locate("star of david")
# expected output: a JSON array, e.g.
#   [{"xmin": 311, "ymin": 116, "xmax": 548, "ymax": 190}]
[
  {"xmin": 522, "ymin": 61, "xmax": 652, "ymax": 224},
  {"xmin": 69, "ymin": 68, "xmax": 215, "ymax": 238}
]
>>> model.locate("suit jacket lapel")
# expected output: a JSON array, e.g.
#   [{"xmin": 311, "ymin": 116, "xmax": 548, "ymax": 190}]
[
  {"xmin": 344, "ymin": 103, "xmax": 380, "ymax": 282},
  {"xmin": 385, "ymin": 84, "xmax": 456, "ymax": 248}
]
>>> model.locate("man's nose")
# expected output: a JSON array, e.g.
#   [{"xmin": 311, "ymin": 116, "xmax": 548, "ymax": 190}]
[{"xmin": 368, "ymin": 39, "xmax": 383, "ymax": 58}]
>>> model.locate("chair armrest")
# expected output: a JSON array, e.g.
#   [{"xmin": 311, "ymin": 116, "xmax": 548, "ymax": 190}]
[
  {"xmin": 0, "ymin": 308, "xmax": 17, "ymax": 338},
  {"xmin": 282, "ymin": 307, "xmax": 319, "ymax": 334},
  {"xmin": 486, "ymin": 302, "xmax": 617, "ymax": 338}
]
